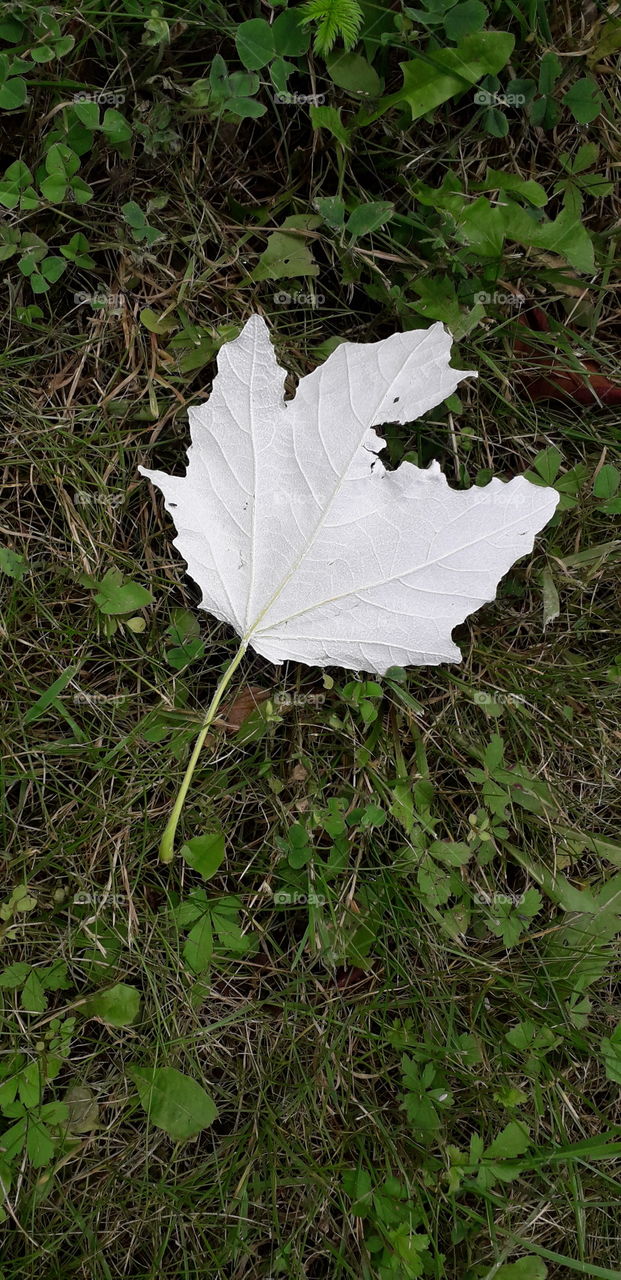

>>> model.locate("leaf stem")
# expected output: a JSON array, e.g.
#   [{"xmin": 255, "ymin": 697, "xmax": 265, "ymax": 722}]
[{"xmin": 159, "ymin": 639, "xmax": 248, "ymax": 864}]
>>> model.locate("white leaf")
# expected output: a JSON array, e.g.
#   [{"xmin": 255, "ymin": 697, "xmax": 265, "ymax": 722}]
[{"xmin": 139, "ymin": 315, "xmax": 559, "ymax": 675}]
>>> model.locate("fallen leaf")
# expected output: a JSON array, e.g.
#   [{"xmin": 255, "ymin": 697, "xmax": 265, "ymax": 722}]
[
  {"xmin": 215, "ymin": 684, "xmax": 271, "ymax": 730},
  {"xmin": 542, "ymin": 567, "xmax": 560, "ymax": 629},
  {"xmin": 139, "ymin": 316, "xmax": 559, "ymax": 676},
  {"xmin": 335, "ymin": 965, "xmax": 371, "ymax": 990},
  {"xmin": 515, "ymin": 306, "xmax": 621, "ymax": 405},
  {"xmin": 63, "ymin": 1084, "xmax": 101, "ymax": 1134}
]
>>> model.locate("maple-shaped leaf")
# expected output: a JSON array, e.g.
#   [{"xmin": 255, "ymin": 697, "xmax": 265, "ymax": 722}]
[{"xmin": 139, "ymin": 316, "xmax": 559, "ymax": 675}]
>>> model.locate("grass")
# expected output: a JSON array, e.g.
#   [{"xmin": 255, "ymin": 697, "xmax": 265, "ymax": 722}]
[{"xmin": 1, "ymin": 1, "xmax": 621, "ymax": 1277}]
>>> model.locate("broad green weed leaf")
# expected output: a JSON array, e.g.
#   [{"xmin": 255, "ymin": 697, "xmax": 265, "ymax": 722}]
[
  {"xmin": 83, "ymin": 983, "xmax": 141, "ymax": 1027},
  {"xmin": 211, "ymin": 897, "xmax": 255, "ymax": 953},
  {"xmin": 445, "ymin": 1, "xmax": 488, "ymax": 40},
  {"xmin": 474, "ymin": 168, "xmax": 548, "ymax": 207},
  {"xmin": 94, "ymin": 569, "xmax": 153, "ymax": 615},
  {"xmin": 563, "ymin": 77, "xmax": 603, "ymax": 124},
  {"xmin": 140, "ymin": 317, "xmax": 558, "ymax": 676},
  {"xmin": 0, "ymin": 78, "xmax": 28, "ymax": 110},
  {"xmin": 41, "ymin": 256, "xmax": 66, "ymax": 283},
  {"xmin": 223, "ymin": 96, "xmax": 266, "ymax": 121},
  {"xmin": 27, "ymin": 1122, "xmax": 56, "ymax": 1168},
  {"xmin": 183, "ymin": 913, "xmax": 213, "ymax": 972},
  {"xmin": 20, "ymin": 971, "xmax": 46, "ymax": 1013},
  {"xmin": 0, "ymin": 18, "xmax": 24, "ymax": 40},
  {"xmin": 272, "ymin": 9, "xmax": 310, "ymax": 57},
  {"xmin": 140, "ymin": 307, "xmax": 177, "ymax": 335},
  {"xmin": 593, "ymin": 464, "xmax": 620, "ymax": 499},
  {"xmin": 73, "ymin": 100, "xmax": 99, "ymax": 129},
  {"xmin": 309, "ymin": 105, "xmax": 351, "ymax": 147},
  {"xmin": 0, "ymin": 962, "xmax": 30, "ymax": 988},
  {"xmin": 251, "ymin": 215, "xmax": 320, "ymax": 281},
  {"xmin": 129, "ymin": 1066, "xmax": 217, "ymax": 1140},
  {"xmin": 314, "ymin": 195, "xmax": 347, "ymax": 228},
  {"xmin": 342, "ymin": 1166, "xmax": 373, "ymax": 1214},
  {"xmin": 101, "ymin": 108, "xmax": 132, "ymax": 143},
  {"xmin": 326, "ymin": 51, "xmax": 381, "ymax": 96},
  {"xmin": 600, "ymin": 1023, "xmax": 621, "ymax": 1084},
  {"xmin": 396, "ymin": 32, "xmax": 514, "ymax": 120},
  {"xmin": 165, "ymin": 609, "xmax": 205, "ymax": 668},
  {"xmin": 346, "ymin": 201, "xmax": 394, "ymax": 239},
  {"xmin": 270, "ymin": 56, "xmax": 295, "ymax": 95},
  {"xmin": 532, "ymin": 447, "xmax": 562, "ymax": 485},
  {"xmin": 0, "ymin": 545, "xmax": 28, "ymax": 579},
  {"xmin": 235, "ymin": 18, "xmax": 274, "ymax": 70},
  {"xmin": 495, "ymin": 1260, "xmax": 548, "ymax": 1280},
  {"xmin": 180, "ymin": 831, "xmax": 225, "ymax": 879},
  {"xmin": 539, "ymin": 52, "xmax": 561, "ymax": 93},
  {"xmin": 485, "ymin": 1120, "xmax": 530, "ymax": 1160}
]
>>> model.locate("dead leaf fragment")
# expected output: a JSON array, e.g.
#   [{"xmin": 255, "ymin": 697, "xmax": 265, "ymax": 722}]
[
  {"xmin": 64, "ymin": 1085, "xmax": 101, "ymax": 1134},
  {"xmin": 515, "ymin": 306, "xmax": 621, "ymax": 406},
  {"xmin": 216, "ymin": 685, "xmax": 271, "ymax": 731}
]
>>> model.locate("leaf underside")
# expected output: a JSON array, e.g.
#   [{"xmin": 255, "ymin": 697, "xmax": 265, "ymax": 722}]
[{"xmin": 139, "ymin": 316, "xmax": 559, "ymax": 675}]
